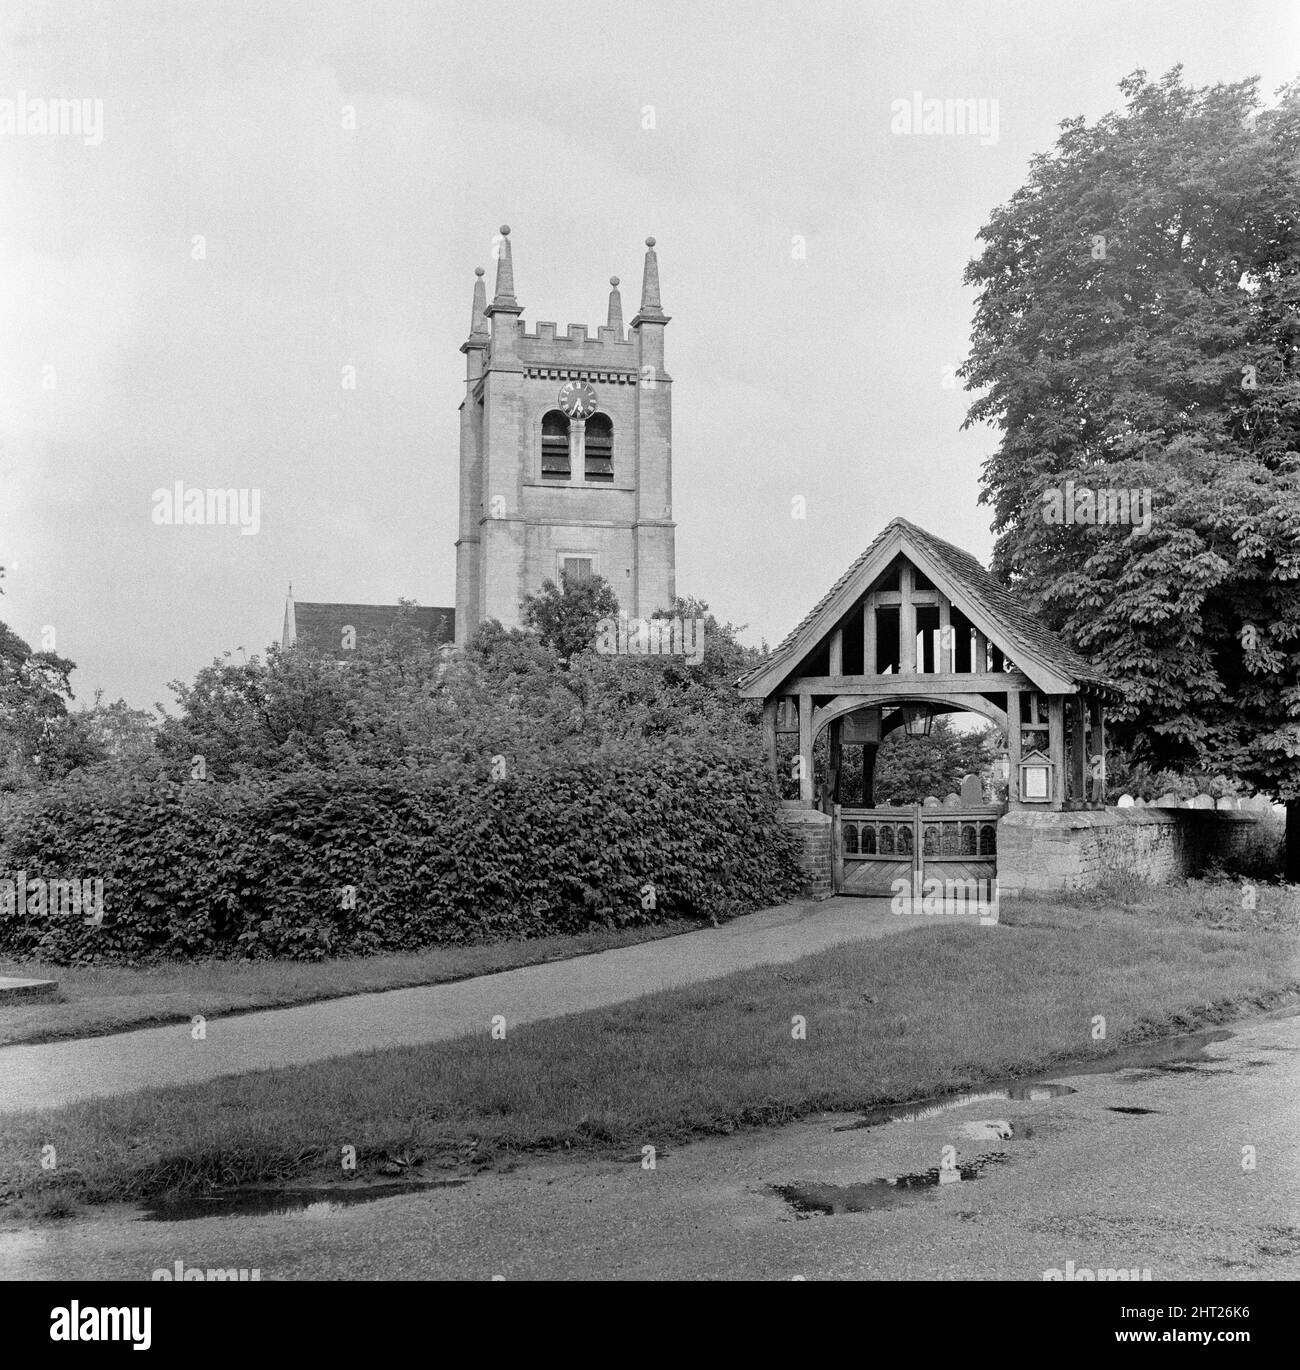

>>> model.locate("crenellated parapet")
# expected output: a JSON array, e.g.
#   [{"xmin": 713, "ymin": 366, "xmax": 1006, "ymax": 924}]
[{"xmin": 453, "ymin": 226, "xmax": 676, "ymax": 642}]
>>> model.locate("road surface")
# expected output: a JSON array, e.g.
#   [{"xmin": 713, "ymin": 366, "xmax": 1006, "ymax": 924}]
[{"xmin": 3, "ymin": 1008, "xmax": 1296, "ymax": 1280}]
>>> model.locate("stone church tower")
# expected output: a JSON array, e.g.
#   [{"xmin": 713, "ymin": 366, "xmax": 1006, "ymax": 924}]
[{"xmin": 454, "ymin": 228, "xmax": 675, "ymax": 643}]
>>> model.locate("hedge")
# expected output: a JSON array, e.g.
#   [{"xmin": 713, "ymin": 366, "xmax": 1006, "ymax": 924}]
[{"xmin": 0, "ymin": 742, "xmax": 803, "ymax": 964}]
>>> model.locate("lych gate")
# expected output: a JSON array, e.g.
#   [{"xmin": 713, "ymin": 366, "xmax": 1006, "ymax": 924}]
[{"xmin": 739, "ymin": 519, "xmax": 1119, "ymax": 896}]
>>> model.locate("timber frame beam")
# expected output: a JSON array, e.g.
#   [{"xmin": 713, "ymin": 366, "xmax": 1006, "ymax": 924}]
[{"xmin": 789, "ymin": 671, "xmax": 1035, "ymax": 696}]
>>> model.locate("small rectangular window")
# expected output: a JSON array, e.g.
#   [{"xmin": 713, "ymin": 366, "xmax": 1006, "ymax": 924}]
[{"xmin": 562, "ymin": 557, "xmax": 593, "ymax": 582}]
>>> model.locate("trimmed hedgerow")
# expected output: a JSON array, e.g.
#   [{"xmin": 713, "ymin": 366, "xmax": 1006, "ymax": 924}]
[{"xmin": 0, "ymin": 741, "xmax": 802, "ymax": 964}]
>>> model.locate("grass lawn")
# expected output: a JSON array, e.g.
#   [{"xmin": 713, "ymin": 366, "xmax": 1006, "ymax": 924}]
[
  {"xmin": 1, "ymin": 880, "xmax": 1296, "ymax": 1219},
  {"xmin": 0, "ymin": 919, "xmax": 699, "ymax": 1048}
]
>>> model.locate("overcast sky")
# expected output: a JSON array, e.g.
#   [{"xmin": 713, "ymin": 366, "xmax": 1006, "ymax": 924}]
[{"xmin": 2, "ymin": 0, "xmax": 1297, "ymax": 710}]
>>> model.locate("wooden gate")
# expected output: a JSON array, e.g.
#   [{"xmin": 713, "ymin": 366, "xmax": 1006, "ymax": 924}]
[{"xmin": 834, "ymin": 804, "xmax": 1000, "ymax": 897}]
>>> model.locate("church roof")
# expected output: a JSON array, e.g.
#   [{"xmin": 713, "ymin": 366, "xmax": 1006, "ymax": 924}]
[
  {"xmin": 738, "ymin": 517, "xmax": 1117, "ymax": 698},
  {"xmin": 283, "ymin": 600, "xmax": 454, "ymax": 658}
]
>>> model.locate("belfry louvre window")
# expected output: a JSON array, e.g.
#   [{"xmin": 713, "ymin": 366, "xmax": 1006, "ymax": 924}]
[
  {"xmin": 562, "ymin": 557, "xmax": 593, "ymax": 582},
  {"xmin": 584, "ymin": 414, "xmax": 614, "ymax": 482},
  {"xmin": 541, "ymin": 410, "xmax": 570, "ymax": 480}
]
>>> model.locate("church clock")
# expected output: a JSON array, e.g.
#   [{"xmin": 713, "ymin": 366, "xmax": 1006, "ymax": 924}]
[{"xmin": 557, "ymin": 380, "xmax": 597, "ymax": 419}]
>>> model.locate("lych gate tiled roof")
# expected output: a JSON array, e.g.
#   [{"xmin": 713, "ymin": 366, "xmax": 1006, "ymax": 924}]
[
  {"xmin": 899, "ymin": 521, "xmax": 1113, "ymax": 690},
  {"xmin": 285, "ymin": 602, "xmax": 454, "ymax": 658},
  {"xmin": 739, "ymin": 517, "xmax": 1115, "ymax": 694}
]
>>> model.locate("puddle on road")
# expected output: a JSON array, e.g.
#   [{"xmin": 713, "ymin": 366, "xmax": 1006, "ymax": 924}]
[
  {"xmin": 138, "ymin": 1022, "xmax": 1270, "ymax": 1225},
  {"xmin": 774, "ymin": 1153, "xmax": 1008, "ymax": 1215},
  {"xmin": 142, "ymin": 1178, "xmax": 468, "ymax": 1222},
  {"xmin": 1108, "ymin": 1106, "xmax": 1157, "ymax": 1115},
  {"xmin": 834, "ymin": 1083, "xmax": 1075, "ymax": 1131},
  {"xmin": 835, "ymin": 1026, "xmax": 1237, "ymax": 1132},
  {"xmin": 1066, "ymin": 1028, "xmax": 1233, "ymax": 1076}
]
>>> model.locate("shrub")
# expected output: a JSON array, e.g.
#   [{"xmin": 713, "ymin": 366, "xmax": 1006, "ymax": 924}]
[{"xmin": 0, "ymin": 741, "xmax": 802, "ymax": 964}]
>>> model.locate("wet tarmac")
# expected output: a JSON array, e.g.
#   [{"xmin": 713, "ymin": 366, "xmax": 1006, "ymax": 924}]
[
  {"xmin": 832, "ymin": 1023, "xmax": 1239, "ymax": 1133},
  {"xmin": 773, "ymin": 1153, "xmax": 1009, "ymax": 1215},
  {"xmin": 142, "ymin": 1178, "xmax": 469, "ymax": 1222},
  {"xmin": 3, "ymin": 1009, "xmax": 1297, "ymax": 1279}
]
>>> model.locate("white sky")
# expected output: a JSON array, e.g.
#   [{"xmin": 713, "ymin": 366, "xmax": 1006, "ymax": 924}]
[{"xmin": 2, "ymin": 0, "xmax": 1297, "ymax": 709}]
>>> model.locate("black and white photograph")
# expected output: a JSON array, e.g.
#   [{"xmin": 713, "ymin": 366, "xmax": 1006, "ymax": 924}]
[{"xmin": 1, "ymin": 0, "xmax": 1298, "ymax": 1333}]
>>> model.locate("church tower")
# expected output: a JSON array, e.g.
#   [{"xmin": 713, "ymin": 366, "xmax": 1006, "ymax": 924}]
[{"xmin": 454, "ymin": 228, "xmax": 676, "ymax": 643}]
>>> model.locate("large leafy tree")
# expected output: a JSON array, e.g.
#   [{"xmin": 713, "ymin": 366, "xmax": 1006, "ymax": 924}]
[
  {"xmin": 157, "ymin": 644, "xmax": 355, "ymax": 778},
  {"xmin": 961, "ymin": 68, "xmax": 1300, "ymax": 878},
  {"xmin": 521, "ymin": 570, "xmax": 620, "ymax": 661},
  {"xmin": 0, "ymin": 622, "xmax": 104, "ymax": 786}
]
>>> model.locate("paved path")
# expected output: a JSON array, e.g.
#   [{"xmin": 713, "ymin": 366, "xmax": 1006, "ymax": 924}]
[
  {"xmin": 0, "ymin": 896, "xmax": 966, "ymax": 1115},
  {"xmin": 4, "ymin": 1010, "xmax": 1295, "ymax": 1281}
]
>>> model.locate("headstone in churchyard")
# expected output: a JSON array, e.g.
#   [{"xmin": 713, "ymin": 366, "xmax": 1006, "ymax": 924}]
[
  {"xmin": 1155, "ymin": 793, "xmax": 1181, "ymax": 808},
  {"xmin": 923, "ymin": 795, "xmax": 941, "ymax": 807},
  {"xmin": 1245, "ymin": 795, "xmax": 1272, "ymax": 812},
  {"xmin": 1215, "ymin": 796, "xmax": 1237, "ymax": 810},
  {"xmin": 1117, "ymin": 794, "xmax": 1134, "ymax": 807},
  {"xmin": 960, "ymin": 773, "xmax": 984, "ymax": 806},
  {"xmin": 1189, "ymin": 794, "xmax": 1214, "ymax": 809},
  {"xmin": 943, "ymin": 792, "xmax": 961, "ymax": 807}
]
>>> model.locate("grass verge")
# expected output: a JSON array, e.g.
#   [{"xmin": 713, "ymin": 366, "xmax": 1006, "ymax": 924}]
[
  {"xmin": 0, "ymin": 919, "xmax": 700, "ymax": 1048},
  {"xmin": 1, "ymin": 882, "xmax": 1296, "ymax": 1219}
]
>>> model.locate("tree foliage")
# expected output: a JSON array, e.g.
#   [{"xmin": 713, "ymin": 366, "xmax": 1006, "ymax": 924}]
[
  {"xmin": 961, "ymin": 69, "xmax": 1300, "ymax": 871},
  {"xmin": 521, "ymin": 570, "xmax": 620, "ymax": 660},
  {"xmin": 824, "ymin": 716, "xmax": 998, "ymax": 804},
  {"xmin": 152, "ymin": 593, "xmax": 770, "ymax": 781},
  {"xmin": 0, "ymin": 621, "xmax": 104, "ymax": 788},
  {"xmin": 873, "ymin": 717, "xmax": 999, "ymax": 806}
]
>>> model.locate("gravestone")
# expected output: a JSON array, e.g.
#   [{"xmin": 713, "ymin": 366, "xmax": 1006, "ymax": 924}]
[
  {"xmin": 923, "ymin": 795, "xmax": 941, "ymax": 807},
  {"xmin": 960, "ymin": 774, "xmax": 984, "ymax": 806},
  {"xmin": 943, "ymin": 793, "xmax": 961, "ymax": 807},
  {"xmin": 1117, "ymin": 794, "xmax": 1134, "ymax": 807}
]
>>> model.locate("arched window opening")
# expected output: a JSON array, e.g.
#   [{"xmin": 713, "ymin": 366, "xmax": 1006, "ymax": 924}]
[
  {"xmin": 541, "ymin": 410, "xmax": 570, "ymax": 481},
  {"xmin": 584, "ymin": 414, "xmax": 614, "ymax": 482}
]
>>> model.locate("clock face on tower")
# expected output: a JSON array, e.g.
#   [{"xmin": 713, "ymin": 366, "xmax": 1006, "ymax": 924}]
[{"xmin": 557, "ymin": 380, "xmax": 598, "ymax": 419}]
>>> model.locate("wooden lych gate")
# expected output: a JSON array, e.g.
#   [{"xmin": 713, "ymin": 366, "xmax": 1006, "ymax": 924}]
[
  {"xmin": 837, "ymin": 795, "xmax": 1002, "ymax": 897},
  {"xmin": 738, "ymin": 518, "xmax": 1120, "ymax": 897}
]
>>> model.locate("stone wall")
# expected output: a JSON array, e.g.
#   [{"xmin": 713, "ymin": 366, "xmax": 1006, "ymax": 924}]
[
  {"xmin": 778, "ymin": 806, "xmax": 832, "ymax": 898},
  {"xmin": 780, "ymin": 803, "xmax": 1281, "ymax": 899},
  {"xmin": 998, "ymin": 807, "xmax": 1279, "ymax": 894}
]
